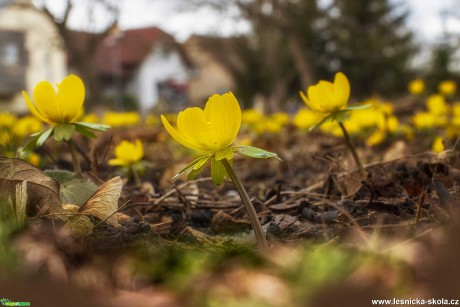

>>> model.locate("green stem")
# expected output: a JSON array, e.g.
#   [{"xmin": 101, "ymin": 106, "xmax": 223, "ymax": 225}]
[
  {"xmin": 68, "ymin": 139, "xmax": 81, "ymax": 174},
  {"xmin": 338, "ymin": 121, "xmax": 366, "ymax": 176},
  {"xmin": 130, "ymin": 165, "xmax": 142, "ymax": 186},
  {"xmin": 221, "ymin": 158, "xmax": 269, "ymax": 251}
]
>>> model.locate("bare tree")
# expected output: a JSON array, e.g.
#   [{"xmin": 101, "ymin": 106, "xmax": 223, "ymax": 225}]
[{"xmin": 19, "ymin": 0, "xmax": 120, "ymax": 106}]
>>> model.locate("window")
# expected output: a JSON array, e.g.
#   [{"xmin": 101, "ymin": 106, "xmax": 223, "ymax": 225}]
[{"xmin": 0, "ymin": 31, "xmax": 27, "ymax": 98}]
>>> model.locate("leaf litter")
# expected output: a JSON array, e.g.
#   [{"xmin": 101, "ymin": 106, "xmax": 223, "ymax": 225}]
[{"xmin": 2, "ymin": 128, "xmax": 460, "ymax": 306}]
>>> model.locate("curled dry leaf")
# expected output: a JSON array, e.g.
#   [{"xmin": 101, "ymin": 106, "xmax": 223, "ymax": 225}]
[
  {"xmin": 65, "ymin": 176, "xmax": 123, "ymax": 237},
  {"xmin": 0, "ymin": 156, "xmax": 62, "ymax": 216}
]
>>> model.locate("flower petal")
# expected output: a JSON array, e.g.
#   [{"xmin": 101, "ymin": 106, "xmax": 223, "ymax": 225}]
[
  {"xmin": 33, "ymin": 81, "xmax": 62, "ymax": 123},
  {"xmin": 177, "ymin": 107, "xmax": 214, "ymax": 151},
  {"xmin": 161, "ymin": 114, "xmax": 207, "ymax": 153},
  {"xmin": 333, "ymin": 72, "xmax": 350, "ymax": 109},
  {"xmin": 57, "ymin": 75, "xmax": 85, "ymax": 122},
  {"xmin": 204, "ymin": 92, "xmax": 241, "ymax": 149},
  {"xmin": 22, "ymin": 91, "xmax": 52, "ymax": 125}
]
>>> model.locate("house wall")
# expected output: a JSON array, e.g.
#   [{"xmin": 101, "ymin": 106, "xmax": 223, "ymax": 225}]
[
  {"xmin": 0, "ymin": 4, "xmax": 66, "ymax": 113},
  {"xmin": 127, "ymin": 44, "xmax": 188, "ymax": 113},
  {"xmin": 184, "ymin": 37, "xmax": 235, "ymax": 105}
]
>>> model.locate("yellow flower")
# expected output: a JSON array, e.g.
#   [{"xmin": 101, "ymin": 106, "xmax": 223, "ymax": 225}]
[
  {"xmin": 438, "ymin": 80, "xmax": 456, "ymax": 96},
  {"xmin": 426, "ymin": 94, "xmax": 448, "ymax": 116},
  {"xmin": 432, "ymin": 136, "xmax": 445, "ymax": 153},
  {"xmin": 293, "ymin": 108, "xmax": 321, "ymax": 130},
  {"xmin": 13, "ymin": 116, "xmax": 43, "ymax": 138},
  {"xmin": 300, "ymin": 72, "xmax": 350, "ymax": 114},
  {"xmin": 162, "ymin": 92, "xmax": 241, "ymax": 154},
  {"xmin": 161, "ymin": 92, "xmax": 279, "ymax": 185},
  {"xmin": 408, "ymin": 79, "xmax": 425, "ymax": 95},
  {"xmin": 108, "ymin": 139, "xmax": 144, "ymax": 167},
  {"xmin": 103, "ymin": 112, "xmax": 141, "ymax": 127},
  {"xmin": 22, "ymin": 74, "xmax": 85, "ymax": 125},
  {"xmin": 0, "ymin": 112, "xmax": 17, "ymax": 128}
]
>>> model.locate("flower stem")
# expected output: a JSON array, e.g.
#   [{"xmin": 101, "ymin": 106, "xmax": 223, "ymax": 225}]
[
  {"xmin": 68, "ymin": 139, "xmax": 81, "ymax": 174},
  {"xmin": 221, "ymin": 158, "xmax": 269, "ymax": 251},
  {"xmin": 130, "ymin": 165, "xmax": 142, "ymax": 186},
  {"xmin": 338, "ymin": 121, "xmax": 366, "ymax": 177}
]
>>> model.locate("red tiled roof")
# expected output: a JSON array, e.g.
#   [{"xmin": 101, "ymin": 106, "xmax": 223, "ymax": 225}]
[
  {"xmin": 69, "ymin": 27, "xmax": 178, "ymax": 77},
  {"xmin": 96, "ymin": 27, "xmax": 172, "ymax": 76}
]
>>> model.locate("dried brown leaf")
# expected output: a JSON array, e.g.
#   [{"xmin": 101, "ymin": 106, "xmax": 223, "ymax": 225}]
[
  {"xmin": 0, "ymin": 156, "xmax": 62, "ymax": 216},
  {"xmin": 78, "ymin": 176, "xmax": 123, "ymax": 227}
]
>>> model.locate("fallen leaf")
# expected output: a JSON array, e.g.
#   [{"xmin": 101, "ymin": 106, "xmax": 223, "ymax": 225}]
[
  {"xmin": 0, "ymin": 156, "xmax": 62, "ymax": 216},
  {"xmin": 78, "ymin": 176, "xmax": 122, "ymax": 227},
  {"xmin": 45, "ymin": 170, "xmax": 98, "ymax": 206}
]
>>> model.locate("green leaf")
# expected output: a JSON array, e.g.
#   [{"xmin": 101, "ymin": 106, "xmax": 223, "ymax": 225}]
[
  {"xmin": 75, "ymin": 125, "xmax": 96, "ymax": 138},
  {"xmin": 45, "ymin": 170, "xmax": 98, "ymax": 206},
  {"xmin": 188, "ymin": 157, "xmax": 210, "ymax": 180},
  {"xmin": 23, "ymin": 127, "xmax": 54, "ymax": 151},
  {"xmin": 75, "ymin": 122, "xmax": 111, "ymax": 131},
  {"xmin": 172, "ymin": 154, "xmax": 212, "ymax": 182},
  {"xmin": 54, "ymin": 124, "xmax": 76, "ymax": 142},
  {"xmin": 211, "ymin": 158, "xmax": 228, "ymax": 186},
  {"xmin": 232, "ymin": 146, "xmax": 281, "ymax": 161}
]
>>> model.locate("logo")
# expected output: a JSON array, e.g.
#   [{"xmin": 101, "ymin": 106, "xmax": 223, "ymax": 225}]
[{"xmin": 0, "ymin": 298, "xmax": 30, "ymax": 306}]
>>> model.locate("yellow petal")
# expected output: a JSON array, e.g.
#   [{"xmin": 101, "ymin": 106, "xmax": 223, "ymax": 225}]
[
  {"xmin": 57, "ymin": 75, "xmax": 85, "ymax": 122},
  {"xmin": 333, "ymin": 72, "xmax": 350, "ymax": 109},
  {"xmin": 133, "ymin": 140, "xmax": 144, "ymax": 161},
  {"xmin": 177, "ymin": 107, "xmax": 214, "ymax": 151},
  {"xmin": 34, "ymin": 81, "xmax": 62, "ymax": 123},
  {"xmin": 161, "ymin": 114, "xmax": 207, "ymax": 153},
  {"xmin": 204, "ymin": 92, "xmax": 241, "ymax": 150},
  {"xmin": 307, "ymin": 85, "xmax": 328, "ymax": 112},
  {"xmin": 22, "ymin": 91, "xmax": 52, "ymax": 125}
]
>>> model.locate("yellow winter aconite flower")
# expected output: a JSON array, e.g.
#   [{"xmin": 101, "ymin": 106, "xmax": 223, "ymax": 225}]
[
  {"xmin": 293, "ymin": 108, "xmax": 321, "ymax": 130},
  {"xmin": 0, "ymin": 112, "xmax": 17, "ymax": 128},
  {"xmin": 426, "ymin": 94, "xmax": 448, "ymax": 116},
  {"xmin": 438, "ymin": 80, "xmax": 456, "ymax": 96},
  {"xmin": 162, "ymin": 92, "xmax": 241, "ymax": 154},
  {"xmin": 161, "ymin": 92, "xmax": 279, "ymax": 185},
  {"xmin": 300, "ymin": 72, "xmax": 350, "ymax": 114},
  {"xmin": 103, "ymin": 112, "xmax": 141, "ymax": 127},
  {"xmin": 408, "ymin": 79, "xmax": 425, "ymax": 95},
  {"xmin": 13, "ymin": 116, "xmax": 43, "ymax": 138},
  {"xmin": 23, "ymin": 74, "xmax": 85, "ymax": 125},
  {"xmin": 432, "ymin": 137, "xmax": 445, "ymax": 153},
  {"xmin": 108, "ymin": 139, "xmax": 144, "ymax": 167}
]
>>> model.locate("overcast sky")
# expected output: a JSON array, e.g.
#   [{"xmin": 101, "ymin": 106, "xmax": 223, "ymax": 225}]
[
  {"xmin": 118, "ymin": 0, "xmax": 460, "ymax": 43},
  {"xmin": 42, "ymin": 0, "xmax": 460, "ymax": 43}
]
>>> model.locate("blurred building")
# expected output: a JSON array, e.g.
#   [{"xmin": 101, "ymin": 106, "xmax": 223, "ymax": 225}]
[
  {"xmin": 184, "ymin": 35, "xmax": 236, "ymax": 104},
  {"xmin": 69, "ymin": 27, "xmax": 191, "ymax": 113},
  {"xmin": 0, "ymin": 0, "xmax": 66, "ymax": 113}
]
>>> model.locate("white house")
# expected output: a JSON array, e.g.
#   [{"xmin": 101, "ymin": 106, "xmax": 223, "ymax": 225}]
[
  {"xmin": 92, "ymin": 27, "xmax": 191, "ymax": 113},
  {"xmin": 0, "ymin": 0, "xmax": 67, "ymax": 113}
]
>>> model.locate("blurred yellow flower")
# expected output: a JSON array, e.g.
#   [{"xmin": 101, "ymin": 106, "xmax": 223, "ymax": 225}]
[
  {"xmin": 242, "ymin": 109, "xmax": 263, "ymax": 126},
  {"xmin": 81, "ymin": 113, "xmax": 100, "ymax": 124},
  {"xmin": 300, "ymin": 72, "xmax": 350, "ymax": 114},
  {"xmin": 108, "ymin": 139, "xmax": 144, "ymax": 167},
  {"xmin": 0, "ymin": 112, "xmax": 17, "ymax": 128},
  {"xmin": 293, "ymin": 108, "xmax": 321, "ymax": 130},
  {"xmin": 412, "ymin": 112, "xmax": 439, "ymax": 129},
  {"xmin": 13, "ymin": 116, "xmax": 43, "ymax": 138},
  {"xmin": 23, "ymin": 74, "xmax": 85, "ymax": 125},
  {"xmin": 366, "ymin": 130, "xmax": 386, "ymax": 147},
  {"xmin": 426, "ymin": 94, "xmax": 448, "ymax": 116},
  {"xmin": 432, "ymin": 136, "xmax": 444, "ymax": 153},
  {"xmin": 103, "ymin": 112, "xmax": 141, "ymax": 127},
  {"xmin": 408, "ymin": 79, "xmax": 425, "ymax": 95},
  {"xmin": 438, "ymin": 80, "xmax": 456, "ymax": 96}
]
